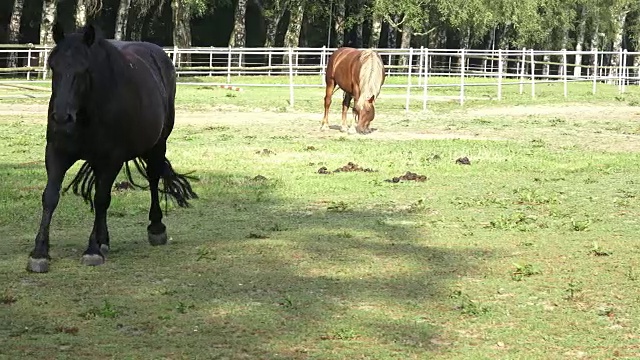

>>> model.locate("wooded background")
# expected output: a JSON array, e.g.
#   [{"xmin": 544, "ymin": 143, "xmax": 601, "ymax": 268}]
[{"xmin": 1, "ymin": 0, "xmax": 640, "ymax": 69}]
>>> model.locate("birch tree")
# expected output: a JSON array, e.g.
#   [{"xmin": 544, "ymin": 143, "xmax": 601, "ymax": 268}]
[
  {"xmin": 40, "ymin": 0, "xmax": 58, "ymax": 47},
  {"xmin": 252, "ymin": 0, "xmax": 287, "ymax": 47},
  {"xmin": 283, "ymin": 0, "xmax": 305, "ymax": 64},
  {"xmin": 229, "ymin": 0, "xmax": 248, "ymax": 47},
  {"xmin": 114, "ymin": 0, "xmax": 132, "ymax": 40},
  {"xmin": 7, "ymin": 0, "xmax": 25, "ymax": 68},
  {"xmin": 333, "ymin": 0, "xmax": 346, "ymax": 47},
  {"xmin": 74, "ymin": 0, "xmax": 102, "ymax": 29}
]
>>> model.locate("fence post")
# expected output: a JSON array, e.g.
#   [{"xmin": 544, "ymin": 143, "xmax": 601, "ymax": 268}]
[
  {"xmin": 209, "ymin": 47, "xmax": 213, "ymax": 77},
  {"xmin": 418, "ymin": 46, "xmax": 424, "ymax": 86},
  {"xmin": 530, "ymin": 49, "xmax": 535, "ymax": 98},
  {"xmin": 288, "ymin": 47, "xmax": 294, "ymax": 108},
  {"xmin": 422, "ymin": 47, "xmax": 429, "ymax": 111},
  {"xmin": 618, "ymin": 47, "xmax": 623, "ymax": 92},
  {"xmin": 497, "ymin": 49, "xmax": 503, "ymax": 101},
  {"xmin": 42, "ymin": 48, "xmax": 49, "ymax": 80},
  {"xmin": 519, "ymin": 47, "xmax": 526, "ymax": 94},
  {"xmin": 321, "ymin": 45, "xmax": 327, "ymax": 85},
  {"xmin": 622, "ymin": 49, "xmax": 628, "ymax": 93},
  {"xmin": 592, "ymin": 48, "xmax": 598, "ymax": 95},
  {"xmin": 27, "ymin": 47, "xmax": 32, "ymax": 81},
  {"xmin": 238, "ymin": 48, "xmax": 243, "ymax": 76},
  {"xmin": 227, "ymin": 46, "xmax": 232, "ymax": 84},
  {"xmin": 405, "ymin": 47, "xmax": 413, "ymax": 112},
  {"xmin": 268, "ymin": 50, "xmax": 272, "ymax": 76},
  {"xmin": 460, "ymin": 48, "xmax": 465, "ymax": 106},
  {"xmin": 562, "ymin": 48, "xmax": 567, "ymax": 98}
]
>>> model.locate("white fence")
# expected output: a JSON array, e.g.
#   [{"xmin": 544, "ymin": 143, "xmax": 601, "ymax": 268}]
[{"xmin": 1, "ymin": 45, "xmax": 639, "ymax": 109}]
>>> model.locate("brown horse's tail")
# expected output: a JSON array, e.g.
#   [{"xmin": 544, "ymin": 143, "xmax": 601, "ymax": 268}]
[{"xmin": 355, "ymin": 49, "xmax": 385, "ymax": 113}]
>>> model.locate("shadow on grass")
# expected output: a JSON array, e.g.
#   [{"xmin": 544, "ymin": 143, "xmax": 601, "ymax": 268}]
[{"xmin": 0, "ymin": 164, "xmax": 499, "ymax": 359}]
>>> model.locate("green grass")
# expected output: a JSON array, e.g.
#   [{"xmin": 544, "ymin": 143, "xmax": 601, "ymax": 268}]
[{"xmin": 1, "ymin": 80, "xmax": 640, "ymax": 359}]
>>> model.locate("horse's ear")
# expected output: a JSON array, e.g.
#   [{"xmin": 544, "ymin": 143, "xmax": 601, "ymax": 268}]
[
  {"xmin": 52, "ymin": 22, "xmax": 64, "ymax": 44},
  {"xmin": 368, "ymin": 95, "xmax": 375, "ymax": 103},
  {"xmin": 83, "ymin": 24, "xmax": 96, "ymax": 47}
]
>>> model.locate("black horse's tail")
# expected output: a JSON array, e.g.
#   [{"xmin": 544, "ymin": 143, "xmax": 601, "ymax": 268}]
[
  {"xmin": 63, "ymin": 161, "xmax": 97, "ymax": 210},
  {"xmin": 124, "ymin": 157, "xmax": 198, "ymax": 211},
  {"xmin": 63, "ymin": 158, "xmax": 198, "ymax": 213}
]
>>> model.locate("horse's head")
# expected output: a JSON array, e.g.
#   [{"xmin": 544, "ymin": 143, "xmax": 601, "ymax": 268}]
[
  {"xmin": 355, "ymin": 95, "xmax": 375, "ymax": 134},
  {"xmin": 47, "ymin": 22, "xmax": 97, "ymax": 130}
]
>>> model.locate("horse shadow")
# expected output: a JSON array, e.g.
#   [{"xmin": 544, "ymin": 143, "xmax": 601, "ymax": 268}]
[
  {"xmin": 1, "ymin": 164, "xmax": 500, "ymax": 358},
  {"xmin": 327, "ymin": 124, "xmax": 378, "ymax": 134}
]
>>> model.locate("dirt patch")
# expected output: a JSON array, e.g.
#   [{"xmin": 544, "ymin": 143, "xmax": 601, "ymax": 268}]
[
  {"xmin": 256, "ymin": 149, "xmax": 276, "ymax": 156},
  {"xmin": 465, "ymin": 103, "xmax": 640, "ymax": 119},
  {"xmin": 317, "ymin": 162, "xmax": 377, "ymax": 175},
  {"xmin": 114, "ymin": 181, "xmax": 134, "ymax": 191},
  {"xmin": 384, "ymin": 171, "xmax": 428, "ymax": 183},
  {"xmin": 456, "ymin": 157, "xmax": 471, "ymax": 165},
  {"xmin": 0, "ymin": 103, "xmax": 48, "ymax": 117}
]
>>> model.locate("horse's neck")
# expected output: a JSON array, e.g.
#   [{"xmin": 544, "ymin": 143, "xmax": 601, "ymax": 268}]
[{"xmin": 87, "ymin": 43, "xmax": 131, "ymax": 111}]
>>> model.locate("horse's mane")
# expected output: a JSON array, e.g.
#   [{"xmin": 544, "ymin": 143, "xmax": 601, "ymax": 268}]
[
  {"xmin": 356, "ymin": 49, "xmax": 384, "ymax": 112},
  {"xmin": 90, "ymin": 35, "xmax": 129, "ymax": 93}
]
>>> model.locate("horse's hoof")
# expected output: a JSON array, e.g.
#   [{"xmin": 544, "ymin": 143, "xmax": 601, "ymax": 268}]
[
  {"xmin": 148, "ymin": 231, "xmax": 168, "ymax": 246},
  {"xmin": 347, "ymin": 127, "xmax": 357, "ymax": 135},
  {"xmin": 100, "ymin": 244, "xmax": 110, "ymax": 256},
  {"xmin": 26, "ymin": 258, "xmax": 49, "ymax": 273},
  {"xmin": 81, "ymin": 254, "xmax": 105, "ymax": 266},
  {"xmin": 340, "ymin": 126, "xmax": 348, "ymax": 133},
  {"xmin": 320, "ymin": 125, "xmax": 328, "ymax": 131}
]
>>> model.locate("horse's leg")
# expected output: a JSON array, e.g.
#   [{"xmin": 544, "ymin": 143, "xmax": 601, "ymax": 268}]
[
  {"xmin": 321, "ymin": 79, "xmax": 335, "ymax": 131},
  {"xmin": 341, "ymin": 92, "xmax": 352, "ymax": 132},
  {"xmin": 145, "ymin": 141, "xmax": 168, "ymax": 246},
  {"xmin": 27, "ymin": 145, "xmax": 77, "ymax": 273},
  {"xmin": 349, "ymin": 86, "xmax": 361, "ymax": 135},
  {"xmin": 81, "ymin": 162, "xmax": 122, "ymax": 266}
]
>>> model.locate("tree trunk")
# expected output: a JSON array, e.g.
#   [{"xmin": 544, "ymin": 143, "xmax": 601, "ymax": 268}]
[
  {"xmin": 398, "ymin": 22, "xmax": 411, "ymax": 66},
  {"xmin": 7, "ymin": 0, "xmax": 25, "ymax": 68},
  {"xmin": 264, "ymin": 8, "xmax": 285, "ymax": 47},
  {"xmin": 75, "ymin": 0, "xmax": 87, "ymax": 28},
  {"xmin": 114, "ymin": 0, "xmax": 131, "ymax": 40},
  {"xmin": 229, "ymin": 0, "xmax": 247, "ymax": 67},
  {"xmin": 130, "ymin": 15, "xmax": 144, "ymax": 41},
  {"xmin": 558, "ymin": 30, "xmax": 568, "ymax": 78},
  {"xmin": 543, "ymin": 54, "xmax": 550, "ymax": 78},
  {"xmin": 498, "ymin": 24, "xmax": 509, "ymax": 73},
  {"xmin": 171, "ymin": 0, "xmax": 192, "ymax": 65},
  {"xmin": 355, "ymin": 21, "xmax": 363, "ymax": 48},
  {"xmin": 387, "ymin": 15, "xmax": 398, "ymax": 48},
  {"xmin": 284, "ymin": 2, "xmax": 304, "ymax": 47},
  {"xmin": 283, "ymin": 1, "xmax": 304, "ymax": 65},
  {"xmin": 457, "ymin": 28, "xmax": 470, "ymax": 69},
  {"xmin": 40, "ymin": 0, "xmax": 58, "ymax": 46},
  {"xmin": 610, "ymin": 9, "xmax": 628, "ymax": 82},
  {"xmin": 370, "ymin": 14, "xmax": 382, "ymax": 48},
  {"xmin": 590, "ymin": 21, "xmax": 599, "ymax": 77},
  {"xmin": 333, "ymin": 0, "xmax": 345, "ymax": 47},
  {"xmin": 574, "ymin": 6, "xmax": 587, "ymax": 78},
  {"xmin": 229, "ymin": 0, "xmax": 247, "ymax": 47}
]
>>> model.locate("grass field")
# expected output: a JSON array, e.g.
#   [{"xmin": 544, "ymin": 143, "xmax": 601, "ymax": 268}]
[{"xmin": 1, "ymin": 76, "xmax": 640, "ymax": 359}]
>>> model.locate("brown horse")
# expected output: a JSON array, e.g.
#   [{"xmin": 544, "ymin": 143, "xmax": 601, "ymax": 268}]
[{"xmin": 321, "ymin": 47, "xmax": 386, "ymax": 134}]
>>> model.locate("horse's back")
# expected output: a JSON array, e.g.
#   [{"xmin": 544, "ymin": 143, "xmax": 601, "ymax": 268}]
[
  {"xmin": 108, "ymin": 40, "xmax": 176, "ymax": 97},
  {"xmin": 106, "ymin": 40, "xmax": 177, "ymax": 138},
  {"xmin": 327, "ymin": 47, "xmax": 363, "ymax": 92}
]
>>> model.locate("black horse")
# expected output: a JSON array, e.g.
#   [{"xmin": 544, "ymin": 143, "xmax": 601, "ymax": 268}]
[{"xmin": 27, "ymin": 23, "xmax": 198, "ymax": 273}]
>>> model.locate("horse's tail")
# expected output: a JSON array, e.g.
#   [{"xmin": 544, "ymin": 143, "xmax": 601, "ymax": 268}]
[
  {"xmin": 64, "ymin": 158, "xmax": 197, "ymax": 213},
  {"xmin": 124, "ymin": 157, "xmax": 198, "ymax": 211},
  {"xmin": 356, "ymin": 49, "xmax": 385, "ymax": 113},
  {"xmin": 63, "ymin": 161, "xmax": 97, "ymax": 211}
]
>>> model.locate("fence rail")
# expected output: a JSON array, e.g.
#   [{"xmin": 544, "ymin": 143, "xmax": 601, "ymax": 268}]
[{"xmin": 1, "ymin": 45, "xmax": 639, "ymax": 109}]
